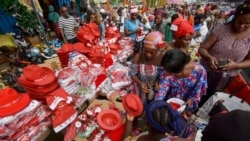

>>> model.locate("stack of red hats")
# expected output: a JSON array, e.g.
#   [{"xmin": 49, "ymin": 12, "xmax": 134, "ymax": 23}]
[
  {"xmin": 57, "ymin": 44, "xmax": 74, "ymax": 68},
  {"xmin": 57, "ymin": 43, "xmax": 92, "ymax": 68},
  {"xmin": 77, "ymin": 22, "xmax": 100, "ymax": 44},
  {"xmin": 18, "ymin": 65, "xmax": 59, "ymax": 101},
  {"xmin": 88, "ymin": 45, "xmax": 105, "ymax": 65},
  {"xmin": 109, "ymin": 43, "xmax": 121, "ymax": 55},
  {"xmin": 105, "ymin": 26, "xmax": 121, "ymax": 41}
]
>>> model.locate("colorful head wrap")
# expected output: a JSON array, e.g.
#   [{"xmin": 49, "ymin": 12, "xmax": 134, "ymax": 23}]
[
  {"xmin": 143, "ymin": 31, "xmax": 166, "ymax": 49},
  {"xmin": 146, "ymin": 101, "xmax": 186, "ymax": 135},
  {"xmin": 171, "ymin": 18, "xmax": 194, "ymax": 39},
  {"xmin": 155, "ymin": 9, "xmax": 167, "ymax": 18}
]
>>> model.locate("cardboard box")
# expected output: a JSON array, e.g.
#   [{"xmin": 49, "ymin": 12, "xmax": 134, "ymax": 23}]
[
  {"xmin": 38, "ymin": 57, "xmax": 62, "ymax": 71},
  {"xmin": 26, "ymin": 35, "xmax": 42, "ymax": 46}
]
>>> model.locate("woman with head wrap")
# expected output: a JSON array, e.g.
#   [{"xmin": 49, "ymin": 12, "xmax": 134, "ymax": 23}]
[
  {"xmin": 123, "ymin": 101, "xmax": 186, "ymax": 141},
  {"xmin": 168, "ymin": 18, "xmax": 198, "ymax": 61},
  {"xmin": 48, "ymin": 5, "xmax": 61, "ymax": 40},
  {"xmin": 156, "ymin": 49, "xmax": 207, "ymax": 113},
  {"xmin": 152, "ymin": 10, "xmax": 167, "ymax": 36},
  {"xmin": 129, "ymin": 31, "xmax": 166, "ymax": 105},
  {"xmin": 198, "ymin": 2, "xmax": 250, "ymax": 106},
  {"xmin": 124, "ymin": 6, "xmax": 146, "ymax": 52}
]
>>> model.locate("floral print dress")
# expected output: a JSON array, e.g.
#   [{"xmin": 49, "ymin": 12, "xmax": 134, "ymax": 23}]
[{"xmin": 155, "ymin": 63, "xmax": 207, "ymax": 111}]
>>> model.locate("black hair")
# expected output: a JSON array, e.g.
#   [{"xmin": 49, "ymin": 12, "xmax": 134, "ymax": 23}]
[
  {"xmin": 137, "ymin": 15, "xmax": 142, "ymax": 22},
  {"xmin": 161, "ymin": 49, "xmax": 191, "ymax": 73},
  {"xmin": 195, "ymin": 14, "xmax": 205, "ymax": 20},
  {"xmin": 230, "ymin": 2, "xmax": 250, "ymax": 24},
  {"xmin": 234, "ymin": 3, "xmax": 250, "ymax": 17},
  {"xmin": 81, "ymin": 7, "xmax": 88, "ymax": 12},
  {"xmin": 152, "ymin": 107, "xmax": 171, "ymax": 133},
  {"xmin": 85, "ymin": 10, "xmax": 93, "ymax": 23},
  {"xmin": 171, "ymin": 14, "xmax": 179, "ymax": 23}
]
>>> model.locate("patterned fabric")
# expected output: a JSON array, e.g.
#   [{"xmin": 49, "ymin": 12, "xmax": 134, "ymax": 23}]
[
  {"xmin": 129, "ymin": 64, "xmax": 162, "ymax": 103},
  {"xmin": 155, "ymin": 63, "xmax": 207, "ymax": 111},
  {"xmin": 185, "ymin": 46, "xmax": 199, "ymax": 62},
  {"xmin": 201, "ymin": 24, "xmax": 250, "ymax": 77},
  {"xmin": 152, "ymin": 22, "xmax": 166, "ymax": 36}
]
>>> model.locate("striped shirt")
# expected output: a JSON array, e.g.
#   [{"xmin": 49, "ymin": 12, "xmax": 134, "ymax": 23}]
[{"xmin": 59, "ymin": 16, "xmax": 78, "ymax": 40}]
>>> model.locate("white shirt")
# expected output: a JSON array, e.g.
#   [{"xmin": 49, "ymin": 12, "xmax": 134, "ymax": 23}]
[{"xmin": 195, "ymin": 22, "xmax": 208, "ymax": 43}]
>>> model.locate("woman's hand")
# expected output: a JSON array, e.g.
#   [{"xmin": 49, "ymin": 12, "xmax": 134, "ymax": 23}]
[
  {"xmin": 140, "ymin": 82, "xmax": 149, "ymax": 93},
  {"xmin": 153, "ymin": 81, "xmax": 159, "ymax": 90},
  {"xmin": 186, "ymin": 98, "xmax": 193, "ymax": 107},
  {"xmin": 126, "ymin": 113, "xmax": 134, "ymax": 121},
  {"xmin": 222, "ymin": 59, "xmax": 238, "ymax": 70},
  {"xmin": 208, "ymin": 56, "xmax": 218, "ymax": 69}
]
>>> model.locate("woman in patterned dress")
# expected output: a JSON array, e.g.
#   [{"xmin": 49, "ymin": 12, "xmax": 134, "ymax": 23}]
[
  {"xmin": 156, "ymin": 49, "xmax": 207, "ymax": 113},
  {"xmin": 198, "ymin": 3, "xmax": 250, "ymax": 105},
  {"xmin": 129, "ymin": 31, "xmax": 166, "ymax": 105}
]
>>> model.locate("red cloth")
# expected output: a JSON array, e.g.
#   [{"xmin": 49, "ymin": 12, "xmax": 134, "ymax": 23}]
[
  {"xmin": 52, "ymin": 23, "xmax": 62, "ymax": 40},
  {"xmin": 172, "ymin": 18, "xmax": 194, "ymax": 39}
]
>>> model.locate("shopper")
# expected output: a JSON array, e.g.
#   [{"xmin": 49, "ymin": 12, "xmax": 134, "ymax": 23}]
[
  {"xmin": 198, "ymin": 3, "xmax": 250, "ymax": 105},
  {"xmin": 152, "ymin": 9, "xmax": 167, "ymax": 36},
  {"xmin": 59, "ymin": 6, "xmax": 79, "ymax": 43},
  {"xmin": 169, "ymin": 18, "xmax": 198, "ymax": 61},
  {"xmin": 193, "ymin": 14, "xmax": 208, "ymax": 46},
  {"xmin": 129, "ymin": 31, "xmax": 165, "ymax": 105},
  {"xmin": 124, "ymin": 6, "xmax": 145, "ymax": 41},
  {"xmin": 48, "ymin": 5, "xmax": 61, "ymax": 40},
  {"xmin": 123, "ymin": 101, "xmax": 186, "ymax": 141},
  {"xmin": 68, "ymin": 1, "xmax": 78, "ymax": 17},
  {"xmin": 156, "ymin": 49, "xmax": 207, "ymax": 113}
]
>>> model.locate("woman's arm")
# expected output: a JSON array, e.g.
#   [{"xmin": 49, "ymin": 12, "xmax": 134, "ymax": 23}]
[
  {"xmin": 198, "ymin": 32, "xmax": 217, "ymax": 60},
  {"xmin": 188, "ymin": 66, "xmax": 207, "ymax": 111},
  {"xmin": 222, "ymin": 51, "xmax": 250, "ymax": 70},
  {"xmin": 122, "ymin": 114, "xmax": 134, "ymax": 140},
  {"xmin": 198, "ymin": 32, "xmax": 218, "ymax": 69},
  {"xmin": 124, "ymin": 28, "xmax": 139, "ymax": 36}
]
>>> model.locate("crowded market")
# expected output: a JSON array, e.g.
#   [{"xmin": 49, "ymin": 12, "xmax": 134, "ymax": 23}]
[{"xmin": 0, "ymin": 0, "xmax": 250, "ymax": 141}]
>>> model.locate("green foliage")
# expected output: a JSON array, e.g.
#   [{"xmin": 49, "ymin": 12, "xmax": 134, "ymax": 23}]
[{"xmin": 0, "ymin": 0, "xmax": 38, "ymax": 32}]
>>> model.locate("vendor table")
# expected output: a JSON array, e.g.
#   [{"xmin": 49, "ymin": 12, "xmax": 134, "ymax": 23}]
[{"xmin": 74, "ymin": 99, "xmax": 124, "ymax": 141}]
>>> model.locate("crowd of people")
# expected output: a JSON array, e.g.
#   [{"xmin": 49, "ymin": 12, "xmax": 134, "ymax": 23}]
[{"xmin": 45, "ymin": 1, "xmax": 250, "ymax": 141}]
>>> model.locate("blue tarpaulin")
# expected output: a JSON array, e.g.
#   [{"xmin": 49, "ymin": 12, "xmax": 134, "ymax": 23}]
[
  {"xmin": 55, "ymin": 0, "xmax": 70, "ymax": 9},
  {"xmin": 0, "ymin": 10, "xmax": 18, "ymax": 34}
]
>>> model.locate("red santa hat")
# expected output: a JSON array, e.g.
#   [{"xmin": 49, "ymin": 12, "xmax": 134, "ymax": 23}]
[
  {"xmin": 46, "ymin": 88, "xmax": 73, "ymax": 110},
  {"xmin": 104, "ymin": 53, "xmax": 114, "ymax": 69},
  {"xmin": 52, "ymin": 101, "xmax": 77, "ymax": 133},
  {"xmin": 95, "ymin": 74, "xmax": 108, "ymax": 91}
]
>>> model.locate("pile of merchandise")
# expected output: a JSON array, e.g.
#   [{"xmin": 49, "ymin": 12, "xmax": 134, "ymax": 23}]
[
  {"xmin": 0, "ymin": 88, "xmax": 51, "ymax": 140},
  {"xmin": 17, "ymin": 65, "xmax": 87, "ymax": 133}
]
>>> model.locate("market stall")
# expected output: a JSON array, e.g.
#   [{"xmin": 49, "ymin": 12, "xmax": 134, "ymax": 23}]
[{"xmin": 0, "ymin": 18, "xmax": 136, "ymax": 140}]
